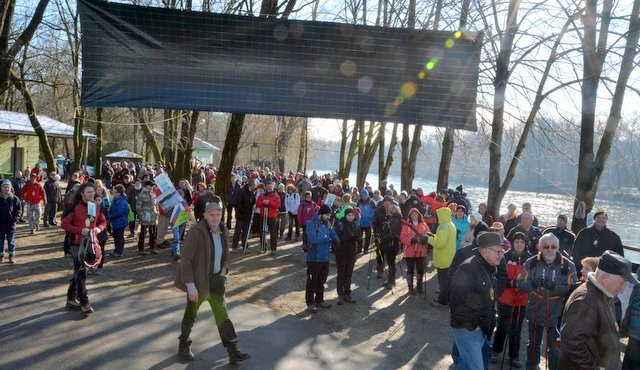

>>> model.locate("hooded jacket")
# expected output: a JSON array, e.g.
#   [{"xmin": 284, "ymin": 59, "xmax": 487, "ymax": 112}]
[
  {"xmin": 451, "ymin": 214, "xmax": 470, "ymax": 250},
  {"xmin": 0, "ymin": 193, "xmax": 20, "ymax": 233},
  {"xmin": 357, "ymin": 198, "xmax": 376, "ymax": 228},
  {"xmin": 306, "ymin": 213, "xmax": 339, "ymax": 263},
  {"xmin": 109, "ymin": 194, "xmax": 130, "ymax": 230},
  {"xmin": 399, "ymin": 208, "xmax": 430, "ymax": 258},
  {"xmin": 427, "ymin": 207, "xmax": 456, "ymax": 269}
]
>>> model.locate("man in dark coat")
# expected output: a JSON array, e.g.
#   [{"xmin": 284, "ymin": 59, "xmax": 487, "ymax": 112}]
[
  {"xmin": 43, "ymin": 171, "xmax": 61, "ymax": 227},
  {"xmin": 572, "ymin": 209, "xmax": 624, "ymax": 280},
  {"xmin": 450, "ymin": 232, "xmax": 504, "ymax": 370}
]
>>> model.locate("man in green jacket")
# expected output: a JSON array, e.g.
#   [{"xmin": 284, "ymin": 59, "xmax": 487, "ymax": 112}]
[{"xmin": 174, "ymin": 201, "xmax": 250, "ymax": 364}]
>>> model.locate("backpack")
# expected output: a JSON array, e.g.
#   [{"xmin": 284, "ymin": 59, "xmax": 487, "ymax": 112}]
[{"xmin": 127, "ymin": 203, "xmax": 135, "ymax": 222}]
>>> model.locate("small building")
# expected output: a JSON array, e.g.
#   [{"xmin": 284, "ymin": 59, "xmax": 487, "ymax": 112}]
[
  {"xmin": 104, "ymin": 149, "xmax": 143, "ymax": 164},
  {"xmin": 0, "ymin": 110, "xmax": 96, "ymax": 177},
  {"xmin": 153, "ymin": 128, "xmax": 220, "ymax": 165}
]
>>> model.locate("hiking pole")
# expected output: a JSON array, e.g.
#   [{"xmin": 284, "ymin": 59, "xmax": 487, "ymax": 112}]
[
  {"xmin": 243, "ymin": 205, "xmax": 256, "ymax": 254},
  {"xmin": 367, "ymin": 248, "xmax": 375, "ymax": 291},
  {"xmin": 261, "ymin": 205, "xmax": 268, "ymax": 253}
]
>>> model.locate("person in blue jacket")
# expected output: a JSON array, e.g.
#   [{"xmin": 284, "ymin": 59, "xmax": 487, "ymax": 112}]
[
  {"xmin": 305, "ymin": 204, "xmax": 340, "ymax": 313},
  {"xmin": 451, "ymin": 205, "xmax": 470, "ymax": 250},
  {"xmin": 357, "ymin": 189, "xmax": 376, "ymax": 253},
  {"xmin": 107, "ymin": 184, "xmax": 130, "ymax": 257}
]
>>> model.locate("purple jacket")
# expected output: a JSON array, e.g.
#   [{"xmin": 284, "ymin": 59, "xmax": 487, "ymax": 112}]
[{"xmin": 297, "ymin": 200, "xmax": 318, "ymax": 226}]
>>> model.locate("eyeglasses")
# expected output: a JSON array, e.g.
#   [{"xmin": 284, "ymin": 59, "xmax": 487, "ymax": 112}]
[
  {"xmin": 541, "ymin": 245, "xmax": 559, "ymax": 250},
  {"xmin": 488, "ymin": 248, "xmax": 505, "ymax": 255}
]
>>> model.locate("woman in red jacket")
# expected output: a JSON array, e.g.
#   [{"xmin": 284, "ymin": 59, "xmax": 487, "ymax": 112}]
[
  {"xmin": 61, "ymin": 183, "xmax": 107, "ymax": 315},
  {"xmin": 399, "ymin": 208, "xmax": 430, "ymax": 295},
  {"xmin": 491, "ymin": 232, "xmax": 531, "ymax": 368}
]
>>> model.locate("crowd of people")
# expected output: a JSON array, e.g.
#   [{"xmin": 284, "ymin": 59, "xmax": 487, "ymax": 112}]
[{"xmin": 0, "ymin": 161, "xmax": 638, "ymax": 369}]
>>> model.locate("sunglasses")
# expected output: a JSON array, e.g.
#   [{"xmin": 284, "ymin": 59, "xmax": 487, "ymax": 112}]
[
  {"xmin": 541, "ymin": 244, "xmax": 559, "ymax": 250},
  {"xmin": 488, "ymin": 248, "xmax": 505, "ymax": 255}
]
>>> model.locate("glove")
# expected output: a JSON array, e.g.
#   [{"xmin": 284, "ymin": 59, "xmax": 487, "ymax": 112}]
[
  {"xmin": 419, "ymin": 235, "xmax": 429, "ymax": 244},
  {"xmin": 507, "ymin": 280, "xmax": 517, "ymax": 288},
  {"xmin": 544, "ymin": 278, "xmax": 556, "ymax": 291},
  {"xmin": 411, "ymin": 236, "xmax": 420, "ymax": 244},
  {"xmin": 531, "ymin": 276, "xmax": 544, "ymax": 288}
]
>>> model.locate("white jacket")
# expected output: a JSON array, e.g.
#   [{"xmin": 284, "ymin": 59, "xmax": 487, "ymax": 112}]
[{"xmin": 284, "ymin": 192, "xmax": 300, "ymax": 214}]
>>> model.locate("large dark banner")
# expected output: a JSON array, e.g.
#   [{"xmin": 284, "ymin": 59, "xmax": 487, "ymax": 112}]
[{"xmin": 78, "ymin": 0, "xmax": 482, "ymax": 130}]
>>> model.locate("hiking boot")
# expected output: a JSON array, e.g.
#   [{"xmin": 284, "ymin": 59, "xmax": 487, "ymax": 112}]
[
  {"xmin": 178, "ymin": 339, "xmax": 194, "ymax": 362},
  {"xmin": 490, "ymin": 352, "xmax": 500, "ymax": 364},
  {"xmin": 66, "ymin": 298, "xmax": 81, "ymax": 310},
  {"xmin": 81, "ymin": 303, "xmax": 94, "ymax": 314},
  {"xmin": 108, "ymin": 252, "xmax": 123, "ymax": 258},
  {"xmin": 431, "ymin": 300, "xmax": 448, "ymax": 308},
  {"xmin": 228, "ymin": 347, "xmax": 251, "ymax": 364},
  {"xmin": 0, "ymin": 255, "xmax": 3, "ymax": 262},
  {"xmin": 510, "ymin": 358, "xmax": 523, "ymax": 368},
  {"xmin": 29, "ymin": 229, "xmax": 35, "ymax": 235},
  {"xmin": 150, "ymin": 249, "xmax": 158, "ymax": 255},
  {"xmin": 316, "ymin": 301, "xmax": 332, "ymax": 309},
  {"xmin": 8, "ymin": 254, "xmax": 15, "ymax": 264},
  {"xmin": 307, "ymin": 304, "xmax": 318, "ymax": 313},
  {"xmin": 94, "ymin": 268, "xmax": 103, "ymax": 276},
  {"xmin": 138, "ymin": 251, "xmax": 147, "ymax": 256},
  {"xmin": 408, "ymin": 287, "xmax": 416, "ymax": 295},
  {"xmin": 173, "ymin": 253, "xmax": 181, "ymax": 261},
  {"xmin": 50, "ymin": 221, "xmax": 58, "ymax": 226},
  {"xmin": 43, "ymin": 223, "xmax": 50, "ymax": 228},
  {"xmin": 383, "ymin": 282, "xmax": 395, "ymax": 290},
  {"xmin": 343, "ymin": 295, "xmax": 356, "ymax": 304}
]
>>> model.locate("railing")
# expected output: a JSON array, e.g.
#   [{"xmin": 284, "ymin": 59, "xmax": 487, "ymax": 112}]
[{"xmin": 624, "ymin": 244, "xmax": 640, "ymax": 272}]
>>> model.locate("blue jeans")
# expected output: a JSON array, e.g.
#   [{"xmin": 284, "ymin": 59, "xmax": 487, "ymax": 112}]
[
  {"xmin": 451, "ymin": 327, "xmax": 486, "ymax": 370},
  {"xmin": 0, "ymin": 231, "xmax": 16, "ymax": 255},
  {"xmin": 526, "ymin": 321, "xmax": 558, "ymax": 370},
  {"xmin": 112, "ymin": 227, "xmax": 125, "ymax": 255},
  {"xmin": 172, "ymin": 224, "xmax": 185, "ymax": 254}
]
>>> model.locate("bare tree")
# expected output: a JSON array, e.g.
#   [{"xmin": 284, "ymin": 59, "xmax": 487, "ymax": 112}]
[{"xmin": 572, "ymin": 0, "xmax": 640, "ymax": 232}]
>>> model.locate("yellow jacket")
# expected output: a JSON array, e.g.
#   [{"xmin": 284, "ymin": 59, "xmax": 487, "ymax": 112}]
[{"xmin": 428, "ymin": 207, "xmax": 456, "ymax": 269}]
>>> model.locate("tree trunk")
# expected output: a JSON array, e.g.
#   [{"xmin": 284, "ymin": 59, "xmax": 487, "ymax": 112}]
[
  {"xmin": 356, "ymin": 121, "xmax": 381, "ymax": 189},
  {"xmin": 134, "ymin": 109, "xmax": 163, "ymax": 164},
  {"xmin": 9, "ymin": 69, "xmax": 55, "ymax": 171},
  {"xmin": 0, "ymin": 0, "xmax": 50, "ymax": 100},
  {"xmin": 435, "ymin": 0, "xmax": 468, "ymax": 193},
  {"xmin": 217, "ymin": 113, "xmax": 245, "ymax": 203},
  {"xmin": 338, "ymin": 119, "xmax": 348, "ymax": 175},
  {"xmin": 401, "ymin": 124, "xmax": 422, "ymax": 190},
  {"xmin": 340, "ymin": 122, "xmax": 359, "ymax": 179},
  {"xmin": 379, "ymin": 122, "xmax": 398, "ymax": 189},
  {"xmin": 94, "ymin": 107, "xmax": 103, "ymax": 178},
  {"xmin": 162, "ymin": 109, "xmax": 178, "ymax": 173},
  {"xmin": 572, "ymin": 0, "xmax": 638, "ymax": 233},
  {"xmin": 296, "ymin": 118, "xmax": 307, "ymax": 172}
]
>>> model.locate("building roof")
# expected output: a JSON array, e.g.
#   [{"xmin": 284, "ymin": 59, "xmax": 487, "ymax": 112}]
[
  {"xmin": 153, "ymin": 128, "xmax": 220, "ymax": 151},
  {"xmin": 105, "ymin": 150, "xmax": 143, "ymax": 158},
  {"xmin": 0, "ymin": 110, "xmax": 96, "ymax": 139}
]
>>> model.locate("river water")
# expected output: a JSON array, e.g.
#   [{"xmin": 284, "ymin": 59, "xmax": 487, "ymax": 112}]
[{"xmin": 315, "ymin": 170, "xmax": 640, "ymax": 263}]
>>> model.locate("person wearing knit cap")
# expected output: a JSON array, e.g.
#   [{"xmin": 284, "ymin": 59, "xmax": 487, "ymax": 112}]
[
  {"xmin": 305, "ymin": 204, "xmax": 340, "ymax": 313},
  {"xmin": 0, "ymin": 179, "xmax": 20, "ymax": 263},
  {"xmin": 461, "ymin": 212, "xmax": 483, "ymax": 248},
  {"xmin": 357, "ymin": 188, "xmax": 376, "ymax": 253},
  {"xmin": 334, "ymin": 207, "xmax": 361, "ymax": 304},
  {"xmin": 452, "ymin": 205, "xmax": 470, "ymax": 250},
  {"xmin": 174, "ymin": 201, "xmax": 251, "ymax": 364},
  {"xmin": 449, "ymin": 232, "xmax": 504, "ymax": 370},
  {"xmin": 572, "ymin": 208, "xmax": 624, "ymax": 280}
]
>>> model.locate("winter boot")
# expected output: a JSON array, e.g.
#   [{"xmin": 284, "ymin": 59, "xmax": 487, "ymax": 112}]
[
  {"xmin": 8, "ymin": 254, "xmax": 14, "ymax": 263},
  {"xmin": 178, "ymin": 339, "xmax": 194, "ymax": 362},
  {"xmin": 228, "ymin": 343, "xmax": 251, "ymax": 364},
  {"xmin": 416, "ymin": 274, "xmax": 424, "ymax": 294},
  {"xmin": 407, "ymin": 274, "xmax": 416, "ymax": 295}
]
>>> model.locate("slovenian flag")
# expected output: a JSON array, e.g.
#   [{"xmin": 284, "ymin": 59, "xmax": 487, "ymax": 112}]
[{"xmin": 170, "ymin": 200, "xmax": 191, "ymax": 226}]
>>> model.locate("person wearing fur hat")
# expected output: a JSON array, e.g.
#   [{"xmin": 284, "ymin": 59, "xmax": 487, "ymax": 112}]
[
  {"xmin": 449, "ymin": 232, "xmax": 504, "ymax": 370},
  {"xmin": 305, "ymin": 204, "xmax": 340, "ymax": 312},
  {"xmin": 572, "ymin": 209, "xmax": 624, "ymax": 280},
  {"xmin": 334, "ymin": 207, "xmax": 361, "ymax": 304},
  {"xmin": 399, "ymin": 208, "xmax": 430, "ymax": 295}
]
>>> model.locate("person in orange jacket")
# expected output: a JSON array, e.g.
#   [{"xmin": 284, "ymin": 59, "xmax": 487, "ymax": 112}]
[
  {"xmin": 256, "ymin": 179, "xmax": 281, "ymax": 255},
  {"xmin": 399, "ymin": 208, "xmax": 430, "ymax": 295}
]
